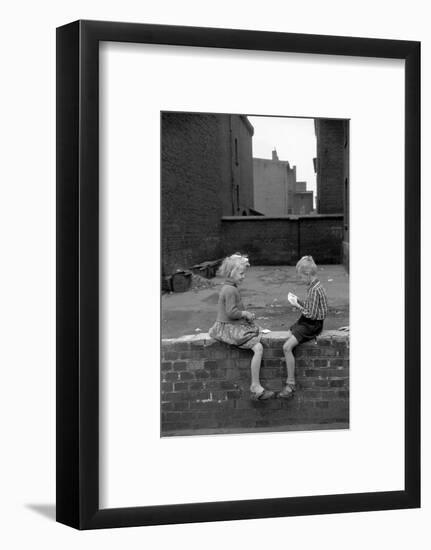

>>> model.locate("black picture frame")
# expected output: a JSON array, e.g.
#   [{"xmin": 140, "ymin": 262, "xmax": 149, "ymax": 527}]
[{"xmin": 56, "ymin": 20, "xmax": 420, "ymax": 530}]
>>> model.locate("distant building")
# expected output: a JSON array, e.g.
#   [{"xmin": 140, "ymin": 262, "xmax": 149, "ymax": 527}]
[
  {"xmin": 293, "ymin": 191, "xmax": 314, "ymax": 215},
  {"xmin": 253, "ymin": 149, "xmax": 314, "ymax": 215},
  {"xmin": 161, "ymin": 112, "xmax": 256, "ymax": 273},
  {"xmin": 314, "ymin": 118, "xmax": 349, "ymax": 269}
]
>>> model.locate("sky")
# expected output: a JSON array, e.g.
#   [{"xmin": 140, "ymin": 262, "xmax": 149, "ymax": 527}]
[{"xmin": 248, "ymin": 116, "xmax": 317, "ymax": 200}]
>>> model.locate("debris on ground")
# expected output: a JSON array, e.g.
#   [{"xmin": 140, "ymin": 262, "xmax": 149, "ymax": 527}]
[
  {"xmin": 191, "ymin": 273, "xmax": 217, "ymax": 291},
  {"xmin": 191, "ymin": 259, "xmax": 222, "ymax": 279}
]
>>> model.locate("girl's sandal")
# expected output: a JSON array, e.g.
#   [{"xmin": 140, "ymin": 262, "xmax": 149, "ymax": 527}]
[
  {"xmin": 250, "ymin": 389, "xmax": 275, "ymax": 401},
  {"xmin": 278, "ymin": 383, "xmax": 296, "ymax": 399}
]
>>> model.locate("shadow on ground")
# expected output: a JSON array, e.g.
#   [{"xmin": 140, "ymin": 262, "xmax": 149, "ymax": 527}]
[{"xmin": 25, "ymin": 503, "xmax": 56, "ymax": 521}]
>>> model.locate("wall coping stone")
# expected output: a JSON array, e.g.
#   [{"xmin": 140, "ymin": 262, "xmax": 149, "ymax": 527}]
[{"xmin": 162, "ymin": 330, "xmax": 349, "ymax": 348}]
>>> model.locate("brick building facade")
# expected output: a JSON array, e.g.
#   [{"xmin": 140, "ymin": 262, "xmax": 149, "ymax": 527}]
[
  {"xmin": 161, "ymin": 112, "xmax": 255, "ymax": 274},
  {"xmin": 314, "ymin": 119, "xmax": 349, "ymax": 215},
  {"xmin": 314, "ymin": 119, "xmax": 349, "ymax": 269}
]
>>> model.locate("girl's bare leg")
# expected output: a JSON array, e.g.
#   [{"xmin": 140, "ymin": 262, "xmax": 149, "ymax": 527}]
[{"xmin": 250, "ymin": 342, "xmax": 264, "ymax": 393}]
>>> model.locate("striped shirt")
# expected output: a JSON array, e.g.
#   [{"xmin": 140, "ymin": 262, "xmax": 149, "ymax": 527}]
[{"xmin": 297, "ymin": 279, "xmax": 328, "ymax": 320}]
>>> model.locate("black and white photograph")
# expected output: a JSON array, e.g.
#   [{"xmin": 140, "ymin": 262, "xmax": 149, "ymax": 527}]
[
  {"xmin": 0, "ymin": 0, "xmax": 425, "ymax": 543},
  {"xmin": 161, "ymin": 112, "xmax": 350, "ymax": 436}
]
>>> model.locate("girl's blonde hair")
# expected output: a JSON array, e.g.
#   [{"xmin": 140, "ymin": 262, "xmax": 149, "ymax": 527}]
[
  {"xmin": 218, "ymin": 253, "xmax": 250, "ymax": 279},
  {"xmin": 296, "ymin": 255, "xmax": 317, "ymax": 277}
]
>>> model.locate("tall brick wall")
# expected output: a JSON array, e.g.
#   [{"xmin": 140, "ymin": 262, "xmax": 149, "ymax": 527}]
[
  {"xmin": 232, "ymin": 115, "xmax": 255, "ymax": 215},
  {"xmin": 161, "ymin": 112, "xmax": 254, "ymax": 274},
  {"xmin": 298, "ymin": 216, "xmax": 343, "ymax": 264},
  {"xmin": 221, "ymin": 214, "xmax": 343, "ymax": 265},
  {"xmin": 315, "ymin": 119, "xmax": 348, "ymax": 214},
  {"xmin": 161, "ymin": 331, "xmax": 349, "ymax": 435}
]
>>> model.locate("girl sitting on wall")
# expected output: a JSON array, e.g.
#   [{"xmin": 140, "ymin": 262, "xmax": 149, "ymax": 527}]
[{"xmin": 208, "ymin": 253, "xmax": 274, "ymax": 401}]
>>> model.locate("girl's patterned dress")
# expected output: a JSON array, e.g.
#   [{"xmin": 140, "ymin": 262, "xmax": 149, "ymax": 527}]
[{"xmin": 208, "ymin": 278, "xmax": 261, "ymax": 349}]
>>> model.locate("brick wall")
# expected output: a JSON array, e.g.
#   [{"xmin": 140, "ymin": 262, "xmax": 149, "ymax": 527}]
[
  {"xmin": 315, "ymin": 119, "xmax": 348, "ymax": 214},
  {"xmin": 221, "ymin": 214, "xmax": 343, "ymax": 265},
  {"xmin": 161, "ymin": 331, "xmax": 349, "ymax": 435},
  {"xmin": 162, "ymin": 113, "xmax": 228, "ymax": 274},
  {"xmin": 161, "ymin": 112, "xmax": 254, "ymax": 274},
  {"xmin": 232, "ymin": 115, "xmax": 255, "ymax": 215}
]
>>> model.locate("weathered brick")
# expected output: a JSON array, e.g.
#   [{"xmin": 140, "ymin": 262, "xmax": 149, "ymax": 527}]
[
  {"xmin": 314, "ymin": 379, "xmax": 330, "ymax": 388},
  {"xmin": 189, "ymin": 381, "xmax": 205, "ymax": 391},
  {"xmin": 162, "ymin": 422, "xmax": 190, "ymax": 431},
  {"xmin": 165, "ymin": 372, "xmax": 180, "ymax": 382},
  {"xmin": 161, "ymin": 361, "xmax": 173, "ymax": 371},
  {"xmin": 220, "ymin": 381, "xmax": 239, "ymax": 390},
  {"xmin": 164, "ymin": 351, "xmax": 179, "ymax": 361},
  {"xmin": 266, "ymin": 348, "xmax": 284, "ymax": 358},
  {"xmin": 165, "ymin": 391, "xmax": 193, "ymax": 402},
  {"xmin": 180, "ymin": 371, "xmax": 194, "ymax": 381},
  {"xmin": 174, "ymin": 382, "xmax": 189, "ymax": 391},
  {"xmin": 227, "ymin": 390, "xmax": 242, "ymax": 400},
  {"xmin": 173, "ymin": 401, "xmax": 190, "ymax": 411},
  {"xmin": 305, "ymin": 369, "xmax": 323, "ymax": 377},
  {"xmin": 330, "ymin": 378, "xmax": 348, "ymax": 388},
  {"xmin": 298, "ymin": 379, "xmax": 315, "ymax": 389},
  {"xmin": 204, "ymin": 360, "xmax": 218, "ymax": 371},
  {"xmin": 324, "ymin": 368, "xmax": 349, "ymax": 377},
  {"xmin": 160, "ymin": 402, "xmax": 175, "ymax": 411},
  {"xmin": 191, "ymin": 400, "xmax": 221, "ymax": 410},
  {"xmin": 313, "ymin": 359, "xmax": 329, "ymax": 367},
  {"xmin": 195, "ymin": 391, "xmax": 211, "ymax": 401},
  {"xmin": 262, "ymin": 359, "xmax": 282, "ymax": 368},
  {"xmin": 173, "ymin": 361, "xmax": 188, "ymax": 371},
  {"xmin": 195, "ymin": 369, "xmax": 210, "ymax": 379},
  {"xmin": 330, "ymin": 358, "xmax": 346, "ymax": 367}
]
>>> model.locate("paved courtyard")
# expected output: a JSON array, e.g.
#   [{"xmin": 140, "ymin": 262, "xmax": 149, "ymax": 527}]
[{"xmin": 162, "ymin": 265, "xmax": 349, "ymax": 338}]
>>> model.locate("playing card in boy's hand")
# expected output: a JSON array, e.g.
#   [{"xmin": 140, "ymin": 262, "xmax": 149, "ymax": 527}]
[{"xmin": 287, "ymin": 292, "xmax": 298, "ymax": 306}]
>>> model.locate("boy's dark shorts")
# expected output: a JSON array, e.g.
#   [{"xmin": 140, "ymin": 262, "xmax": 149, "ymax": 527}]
[{"xmin": 290, "ymin": 315, "xmax": 324, "ymax": 343}]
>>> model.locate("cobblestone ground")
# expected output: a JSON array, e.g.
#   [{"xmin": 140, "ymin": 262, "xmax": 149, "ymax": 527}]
[{"xmin": 162, "ymin": 265, "xmax": 349, "ymax": 338}]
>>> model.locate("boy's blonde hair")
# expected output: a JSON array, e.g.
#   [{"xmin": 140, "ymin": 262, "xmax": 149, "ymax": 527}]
[
  {"xmin": 218, "ymin": 253, "xmax": 250, "ymax": 278},
  {"xmin": 296, "ymin": 255, "xmax": 317, "ymax": 277}
]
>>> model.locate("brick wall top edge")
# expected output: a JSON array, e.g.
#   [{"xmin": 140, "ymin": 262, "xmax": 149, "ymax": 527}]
[
  {"xmin": 162, "ymin": 330, "xmax": 349, "ymax": 346},
  {"xmin": 221, "ymin": 214, "xmax": 343, "ymax": 221}
]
